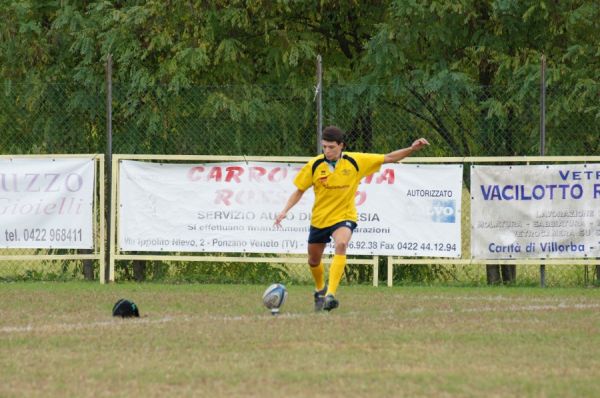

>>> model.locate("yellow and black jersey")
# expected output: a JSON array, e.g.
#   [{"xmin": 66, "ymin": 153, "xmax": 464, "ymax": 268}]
[{"xmin": 294, "ymin": 152, "xmax": 384, "ymax": 228}]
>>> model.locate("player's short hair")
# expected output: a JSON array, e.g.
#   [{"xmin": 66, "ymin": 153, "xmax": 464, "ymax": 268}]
[{"xmin": 322, "ymin": 126, "xmax": 345, "ymax": 144}]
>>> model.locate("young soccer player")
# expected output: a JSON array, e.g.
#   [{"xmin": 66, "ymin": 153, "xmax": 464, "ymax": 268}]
[{"xmin": 274, "ymin": 126, "xmax": 429, "ymax": 311}]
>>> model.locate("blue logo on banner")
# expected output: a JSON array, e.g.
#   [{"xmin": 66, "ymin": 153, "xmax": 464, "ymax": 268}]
[{"xmin": 429, "ymin": 200, "xmax": 456, "ymax": 223}]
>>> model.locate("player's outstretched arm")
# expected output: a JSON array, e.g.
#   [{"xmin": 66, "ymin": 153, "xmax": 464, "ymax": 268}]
[
  {"xmin": 383, "ymin": 138, "xmax": 430, "ymax": 164},
  {"xmin": 274, "ymin": 189, "xmax": 305, "ymax": 227}
]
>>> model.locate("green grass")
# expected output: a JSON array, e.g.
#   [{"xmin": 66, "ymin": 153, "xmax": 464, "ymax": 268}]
[{"xmin": 1, "ymin": 282, "xmax": 599, "ymax": 397}]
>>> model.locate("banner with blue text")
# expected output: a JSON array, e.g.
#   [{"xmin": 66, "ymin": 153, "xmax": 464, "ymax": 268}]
[
  {"xmin": 118, "ymin": 161, "xmax": 462, "ymax": 256},
  {"xmin": 471, "ymin": 164, "xmax": 600, "ymax": 259}
]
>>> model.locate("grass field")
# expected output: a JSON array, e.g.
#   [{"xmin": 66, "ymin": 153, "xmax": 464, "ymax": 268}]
[{"xmin": 1, "ymin": 282, "xmax": 599, "ymax": 397}]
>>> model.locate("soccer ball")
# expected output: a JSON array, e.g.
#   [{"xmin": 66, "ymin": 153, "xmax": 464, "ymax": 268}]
[{"xmin": 262, "ymin": 283, "xmax": 288, "ymax": 315}]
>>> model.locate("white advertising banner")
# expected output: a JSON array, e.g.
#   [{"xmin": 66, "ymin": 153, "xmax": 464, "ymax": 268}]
[
  {"xmin": 119, "ymin": 161, "xmax": 462, "ymax": 257},
  {"xmin": 471, "ymin": 164, "xmax": 600, "ymax": 259},
  {"xmin": 0, "ymin": 158, "xmax": 95, "ymax": 249}
]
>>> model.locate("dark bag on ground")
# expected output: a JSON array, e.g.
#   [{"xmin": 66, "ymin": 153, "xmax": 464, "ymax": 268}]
[{"xmin": 112, "ymin": 299, "xmax": 140, "ymax": 318}]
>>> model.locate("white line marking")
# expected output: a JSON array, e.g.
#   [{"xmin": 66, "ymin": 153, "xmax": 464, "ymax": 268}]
[
  {"xmin": 2, "ymin": 301, "xmax": 598, "ymax": 334},
  {"xmin": 0, "ymin": 313, "xmax": 309, "ymax": 334}
]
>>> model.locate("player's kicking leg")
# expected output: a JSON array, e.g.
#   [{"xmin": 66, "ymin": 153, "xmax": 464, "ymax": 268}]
[{"xmin": 323, "ymin": 223, "xmax": 354, "ymax": 312}]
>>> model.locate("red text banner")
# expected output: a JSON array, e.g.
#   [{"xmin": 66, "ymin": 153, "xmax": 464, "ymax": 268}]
[{"xmin": 119, "ymin": 161, "xmax": 462, "ymax": 256}]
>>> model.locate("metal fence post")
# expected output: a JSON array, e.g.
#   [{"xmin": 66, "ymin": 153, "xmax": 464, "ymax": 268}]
[
  {"xmin": 316, "ymin": 54, "xmax": 323, "ymax": 153},
  {"xmin": 105, "ymin": 54, "xmax": 113, "ymax": 283},
  {"xmin": 539, "ymin": 55, "xmax": 546, "ymax": 288}
]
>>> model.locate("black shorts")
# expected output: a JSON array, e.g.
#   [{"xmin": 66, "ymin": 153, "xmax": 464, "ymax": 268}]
[{"xmin": 308, "ymin": 220, "xmax": 357, "ymax": 244}]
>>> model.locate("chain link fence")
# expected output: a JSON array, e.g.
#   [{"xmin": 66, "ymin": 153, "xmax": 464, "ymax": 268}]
[
  {"xmin": 1, "ymin": 79, "xmax": 598, "ymax": 285},
  {"xmin": 2, "ymin": 81, "xmax": 596, "ymax": 157},
  {"xmin": 112, "ymin": 84, "xmax": 316, "ymax": 156},
  {"xmin": 1, "ymin": 83, "xmax": 105, "ymax": 154}
]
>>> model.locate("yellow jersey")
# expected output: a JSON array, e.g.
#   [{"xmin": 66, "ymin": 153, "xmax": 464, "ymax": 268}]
[{"xmin": 294, "ymin": 152, "xmax": 385, "ymax": 228}]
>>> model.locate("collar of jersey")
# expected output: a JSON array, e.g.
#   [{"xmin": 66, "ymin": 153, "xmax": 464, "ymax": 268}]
[{"xmin": 324, "ymin": 152, "xmax": 343, "ymax": 168}]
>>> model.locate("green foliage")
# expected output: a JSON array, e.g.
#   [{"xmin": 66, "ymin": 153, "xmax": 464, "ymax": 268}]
[
  {"xmin": 391, "ymin": 264, "xmax": 459, "ymax": 285},
  {"xmin": 345, "ymin": 263, "xmax": 373, "ymax": 284},
  {"xmin": 1, "ymin": 0, "xmax": 597, "ymax": 156},
  {"xmin": 0, "ymin": 260, "xmax": 88, "ymax": 282},
  {"xmin": 1, "ymin": 0, "xmax": 598, "ymax": 284},
  {"xmin": 174, "ymin": 262, "xmax": 291, "ymax": 284},
  {"xmin": 360, "ymin": 0, "xmax": 599, "ymax": 156},
  {"xmin": 115, "ymin": 260, "xmax": 292, "ymax": 284}
]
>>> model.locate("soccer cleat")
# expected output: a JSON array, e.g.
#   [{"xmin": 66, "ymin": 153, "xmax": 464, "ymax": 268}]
[
  {"xmin": 323, "ymin": 294, "xmax": 339, "ymax": 312},
  {"xmin": 313, "ymin": 285, "xmax": 327, "ymax": 312}
]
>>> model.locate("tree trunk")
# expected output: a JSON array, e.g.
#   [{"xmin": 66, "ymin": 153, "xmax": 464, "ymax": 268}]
[
  {"xmin": 359, "ymin": 109, "xmax": 373, "ymax": 152},
  {"xmin": 133, "ymin": 260, "xmax": 146, "ymax": 281},
  {"xmin": 347, "ymin": 108, "xmax": 373, "ymax": 152},
  {"xmin": 501, "ymin": 264, "xmax": 516, "ymax": 284},
  {"xmin": 82, "ymin": 249, "xmax": 94, "ymax": 280},
  {"xmin": 486, "ymin": 265, "xmax": 502, "ymax": 285},
  {"xmin": 83, "ymin": 259, "xmax": 94, "ymax": 280}
]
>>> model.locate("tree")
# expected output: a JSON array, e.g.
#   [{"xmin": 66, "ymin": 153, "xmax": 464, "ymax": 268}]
[
  {"xmin": 1, "ymin": 1, "xmax": 597, "ymax": 283},
  {"xmin": 360, "ymin": 0, "xmax": 599, "ymax": 284},
  {"xmin": 360, "ymin": 0, "xmax": 599, "ymax": 157}
]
